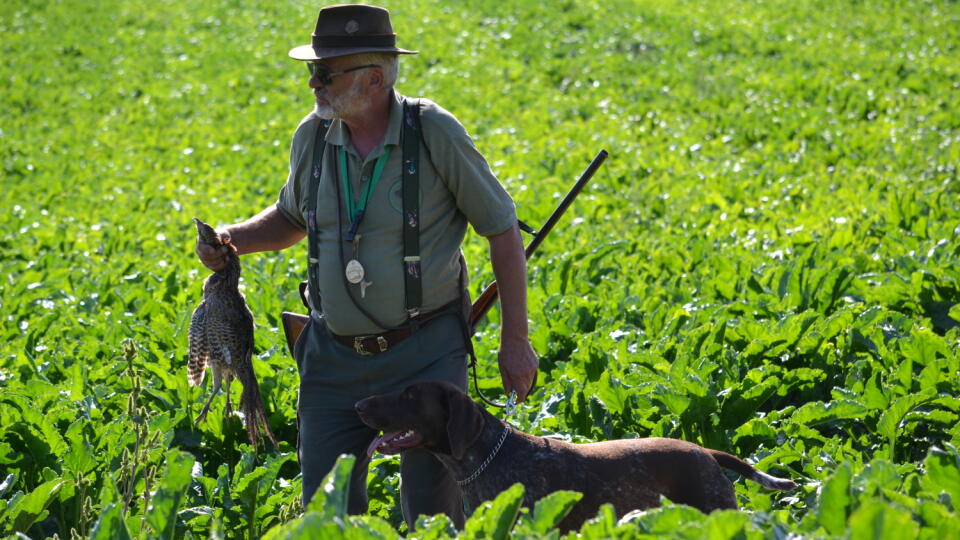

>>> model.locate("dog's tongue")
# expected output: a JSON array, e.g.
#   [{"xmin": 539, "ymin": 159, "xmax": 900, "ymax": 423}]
[{"xmin": 367, "ymin": 431, "xmax": 400, "ymax": 457}]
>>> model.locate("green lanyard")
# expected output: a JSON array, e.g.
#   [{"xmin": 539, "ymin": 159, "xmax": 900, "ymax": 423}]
[{"xmin": 339, "ymin": 146, "xmax": 391, "ymax": 241}]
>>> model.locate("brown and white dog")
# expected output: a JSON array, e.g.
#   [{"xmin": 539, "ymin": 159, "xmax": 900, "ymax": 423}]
[{"xmin": 355, "ymin": 380, "xmax": 797, "ymax": 531}]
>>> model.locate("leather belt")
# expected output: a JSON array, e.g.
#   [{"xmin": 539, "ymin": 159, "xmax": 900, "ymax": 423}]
[
  {"xmin": 332, "ymin": 326, "xmax": 414, "ymax": 356},
  {"xmin": 330, "ymin": 300, "xmax": 461, "ymax": 356}
]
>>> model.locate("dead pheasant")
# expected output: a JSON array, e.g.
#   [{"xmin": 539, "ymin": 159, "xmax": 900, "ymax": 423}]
[{"xmin": 188, "ymin": 217, "xmax": 278, "ymax": 450}]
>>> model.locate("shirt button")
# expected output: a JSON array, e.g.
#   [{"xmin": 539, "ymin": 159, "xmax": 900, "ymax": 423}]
[{"xmin": 361, "ymin": 175, "xmax": 369, "ymax": 183}]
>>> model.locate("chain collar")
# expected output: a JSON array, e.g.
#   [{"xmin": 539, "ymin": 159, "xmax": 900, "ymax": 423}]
[{"xmin": 456, "ymin": 424, "xmax": 510, "ymax": 487}]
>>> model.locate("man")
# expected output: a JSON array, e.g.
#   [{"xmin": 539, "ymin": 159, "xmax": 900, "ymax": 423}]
[{"xmin": 195, "ymin": 4, "xmax": 537, "ymax": 529}]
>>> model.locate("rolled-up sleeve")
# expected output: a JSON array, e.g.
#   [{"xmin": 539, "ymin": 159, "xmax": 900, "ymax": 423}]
[{"xmin": 420, "ymin": 101, "xmax": 517, "ymax": 237}]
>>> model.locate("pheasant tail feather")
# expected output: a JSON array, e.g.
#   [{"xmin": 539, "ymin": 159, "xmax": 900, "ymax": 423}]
[
  {"xmin": 188, "ymin": 304, "xmax": 208, "ymax": 386},
  {"xmin": 240, "ymin": 373, "xmax": 279, "ymax": 451}
]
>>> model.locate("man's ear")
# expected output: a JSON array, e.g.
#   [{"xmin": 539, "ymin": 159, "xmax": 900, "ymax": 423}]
[
  {"xmin": 444, "ymin": 385, "xmax": 485, "ymax": 460},
  {"xmin": 366, "ymin": 67, "xmax": 384, "ymax": 90}
]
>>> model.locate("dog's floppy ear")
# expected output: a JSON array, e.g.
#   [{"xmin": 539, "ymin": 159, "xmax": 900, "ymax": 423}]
[{"xmin": 444, "ymin": 384, "xmax": 485, "ymax": 460}]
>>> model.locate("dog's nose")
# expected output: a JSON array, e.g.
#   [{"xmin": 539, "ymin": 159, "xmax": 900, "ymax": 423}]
[{"xmin": 355, "ymin": 398, "xmax": 370, "ymax": 416}]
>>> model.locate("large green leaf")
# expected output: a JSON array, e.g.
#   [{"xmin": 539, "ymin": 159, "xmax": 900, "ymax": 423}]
[
  {"xmin": 626, "ymin": 503, "xmax": 705, "ymax": 535},
  {"xmin": 594, "ymin": 372, "xmax": 629, "ymax": 415},
  {"xmin": 877, "ymin": 389, "xmax": 937, "ymax": 457},
  {"xmin": 525, "ymin": 490, "xmax": 582, "ymax": 534},
  {"xmin": 462, "ymin": 483, "xmax": 525, "ymax": 540},
  {"xmin": 851, "ymin": 460, "xmax": 900, "ymax": 496},
  {"xmin": 817, "ymin": 462, "xmax": 851, "ymax": 536},
  {"xmin": 252, "ymin": 451, "xmax": 297, "ymax": 525},
  {"xmin": 861, "ymin": 371, "xmax": 890, "ymax": 410},
  {"xmin": 790, "ymin": 399, "xmax": 870, "ymax": 427},
  {"xmin": 343, "ymin": 515, "xmax": 401, "ymax": 540},
  {"xmin": 144, "ymin": 449, "xmax": 195, "ymax": 539},
  {"xmin": 261, "ymin": 513, "xmax": 345, "ymax": 539},
  {"xmin": 703, "ymin": 510, "xmax": 750, "ymax": 540},
  {"xmin": 89, "ymin": 503, "xmax": 133, "ymax": 540},
  {"xmin": 848, "ymin": 499, "xmax": 919, "ymax": 540},
  {"xmin": 917, "ymin": 500, "xmax": 960, "ymax": 538},
  {"xmin": 4, "ymin": 478, "xmax": 66, "ymax": 533},
  {"xmin": 305, "ymin": 453, "xmax": 355, "ymax": 520},
  {"xmin": 653, "ymin": 384, "xmax": 691, "ymax": 416},
  {"xmin": 719, "ymin": 374, "xmax": 780, "ymax": 426},
  {"xmin": 575, "ymin": 503, "xmax": 621, "ymax": 539},
  {"xmin": 412, "ymin": 513, "xmax": 458, "ymax": 539},
  {"xmin": 62, "ymin": 420, "xmax": 97, "ymax": 478},
  {"xmin": 920, "ymin": 447, "xmax": 960, "ymax": 505}
]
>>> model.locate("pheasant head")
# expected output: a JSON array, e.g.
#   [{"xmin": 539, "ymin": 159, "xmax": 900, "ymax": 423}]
[
  {"xmin": 193, "ymin": 217, "xmax": 241, "ymax": 288},
  {"xmin": 194, "ymin": 217, "xmax": 224, "ymax": 247}
]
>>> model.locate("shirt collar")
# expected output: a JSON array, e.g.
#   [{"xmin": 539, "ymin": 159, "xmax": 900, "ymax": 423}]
[
  {"xmin": 382, "ymin": 90, "xmax": 404, "ymax": 147},
  {"xmin": 323, "ymin": 90, "xmax": 405, "ymax": 158}
]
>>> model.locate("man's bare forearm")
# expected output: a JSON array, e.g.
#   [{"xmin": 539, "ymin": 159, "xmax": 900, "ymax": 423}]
[
  {"xmin": 224, "ymin": 205, "xmax": 305, "ymax": 255},
  {"xmin": 487, "ymin": 224, "xmax": 529, "ymax": 340},
  {"xmin": 486, "ymin": 222, "xmax": 538, "ymax": 401}
]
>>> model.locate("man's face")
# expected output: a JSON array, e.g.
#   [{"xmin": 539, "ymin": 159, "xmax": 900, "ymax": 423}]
[{"xmin": 309, "ymin": 56, "xmax": 370, "ymax": 120}]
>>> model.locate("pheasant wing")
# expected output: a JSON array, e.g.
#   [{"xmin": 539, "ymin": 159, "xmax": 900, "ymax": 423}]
[{"xmin": 206, "ymin": 300, "xmax": 253, "ymax": 366}]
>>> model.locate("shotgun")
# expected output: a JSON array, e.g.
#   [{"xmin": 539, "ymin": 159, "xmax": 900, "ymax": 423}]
[{"xmin": 469, "ymin": 149, "xmax": 608, "ymax": 334}]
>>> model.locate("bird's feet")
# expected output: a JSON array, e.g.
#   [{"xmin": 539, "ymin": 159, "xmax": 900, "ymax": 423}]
[{"xmin": 195, "ymin": 397, "xmax": 215, "ymax": 424}]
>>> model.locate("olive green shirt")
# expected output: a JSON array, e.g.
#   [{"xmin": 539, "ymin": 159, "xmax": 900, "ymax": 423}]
[{"xmin": 276, "ymin": 91, "xmax": 517, "ymax": 335}]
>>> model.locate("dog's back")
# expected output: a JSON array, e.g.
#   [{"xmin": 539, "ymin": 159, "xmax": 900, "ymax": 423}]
[
  {"xmin": 454, "ymin": 409, "xmax": 795, "ymax": 530},
  {"xmin": 472, "ymin": 430, "xmax": 741, "ymax": 528}
]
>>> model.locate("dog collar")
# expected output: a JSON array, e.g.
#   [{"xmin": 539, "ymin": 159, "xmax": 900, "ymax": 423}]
[{"xmin": 457, "ymin": 424, "xmax": 510, "ymax": 487}]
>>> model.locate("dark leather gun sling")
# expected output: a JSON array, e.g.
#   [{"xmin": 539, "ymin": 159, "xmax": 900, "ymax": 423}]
[{"xmin": 280, "ymin": 150, "xmax": 608, "ymax": 370}]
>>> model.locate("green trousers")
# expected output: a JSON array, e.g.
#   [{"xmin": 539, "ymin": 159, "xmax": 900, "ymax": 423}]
[{"xmin": 294, "ymin": 309, "xmax": 469, "ymax": 528}]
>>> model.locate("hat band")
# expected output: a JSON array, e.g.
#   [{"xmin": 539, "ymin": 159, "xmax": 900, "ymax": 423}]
[{"xmin": 312, "ymin": 34, "xmax": 397, "ymax": 49}]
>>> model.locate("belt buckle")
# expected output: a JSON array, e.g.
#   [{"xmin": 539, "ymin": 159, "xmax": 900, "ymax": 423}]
[{"xmin": 354, "ymin": 336, "xmax": 372, "ymax": 356}]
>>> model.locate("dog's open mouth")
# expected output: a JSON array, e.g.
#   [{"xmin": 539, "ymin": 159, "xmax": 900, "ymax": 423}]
[{"xmin": 366, "ymin": 429, "xmax": 423, "ymax": 456}]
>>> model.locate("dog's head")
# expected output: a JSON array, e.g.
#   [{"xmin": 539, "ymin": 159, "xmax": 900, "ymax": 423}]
[{"xmin": 355, "ymin": 380, "xmax": 485, "ymax": 459}]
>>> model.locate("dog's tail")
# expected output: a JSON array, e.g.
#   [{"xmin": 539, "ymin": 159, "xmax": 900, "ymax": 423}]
[{"xmin": 708, "ymin": 450, "xmax": 797, "ymax": 491}]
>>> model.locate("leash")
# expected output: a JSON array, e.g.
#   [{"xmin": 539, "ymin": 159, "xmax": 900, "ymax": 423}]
[
  {"xmin": 469, "ymin": 354, "xmax": 531, "ymax": 416},
  {"xmin": 503, "ymin": 390, "xmax": 518, "ymax": 418}
]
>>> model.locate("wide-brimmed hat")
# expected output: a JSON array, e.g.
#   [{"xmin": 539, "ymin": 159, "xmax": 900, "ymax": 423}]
[{"xmin": 288, "ymin": 4, "xmax": 418, "ymax": 61}]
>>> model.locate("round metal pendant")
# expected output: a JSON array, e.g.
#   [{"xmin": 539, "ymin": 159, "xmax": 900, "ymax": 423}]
[{"xmin": 345, "ymin": 259, "xmax": 365, "ymax": 284}]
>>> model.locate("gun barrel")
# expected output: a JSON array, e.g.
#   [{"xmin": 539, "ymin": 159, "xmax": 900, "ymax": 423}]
[
  {"xmin": 469, "ymin": 150, "xmax": 608, "ymax": 332},
  {"xmin": 524, "ymin": 150, "xmax": 607, "ymax": 258}
]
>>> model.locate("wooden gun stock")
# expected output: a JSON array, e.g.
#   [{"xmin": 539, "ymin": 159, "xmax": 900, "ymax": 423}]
[
  {"xmin": 469, "ymin": 150, "xmax": 608, "ymax": 333},
  {"xmin": 469, "ymin": 282, "xmax": 502, "ymax": 332},
  {"xmin": 281, "ymin": 311, "xmax": 310, "ymax": 357}
]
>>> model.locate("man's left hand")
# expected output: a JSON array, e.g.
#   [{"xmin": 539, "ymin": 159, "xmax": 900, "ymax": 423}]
[
  {"xmin": 485, "ymin": 224, "xmax": 539, "ymax": 404},
  {"xmin": 498, "ymin": 336, "xmax": 538, "ymax": 403}
]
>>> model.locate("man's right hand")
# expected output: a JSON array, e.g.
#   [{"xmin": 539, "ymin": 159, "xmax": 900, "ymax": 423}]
[
  {"xmin": 192, "ymin": 206, "xmax": 307, "ymax": 271},
  {"xmin": 196, "ymin": 229, "xmax": 231, "ymax": 271}
]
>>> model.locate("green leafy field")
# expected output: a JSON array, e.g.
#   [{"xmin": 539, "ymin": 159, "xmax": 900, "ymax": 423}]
[{"xmin": 2, "ymin": 0, "xmax": 959, "ymax": 537}]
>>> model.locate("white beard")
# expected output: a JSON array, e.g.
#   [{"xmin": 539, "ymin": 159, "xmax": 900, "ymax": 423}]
[
  {"xmin": 314, "ymin": 75, "xmax": 367, "ymax": 119},
  {"xmin": 314, "ymin": 103, "xmax": 335, "ymax": 119}
]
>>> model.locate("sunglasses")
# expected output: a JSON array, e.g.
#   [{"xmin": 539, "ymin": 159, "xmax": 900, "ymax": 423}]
[{"xmin": 306, "ymin": 62, "xmax": 379, "ymax": 85}]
